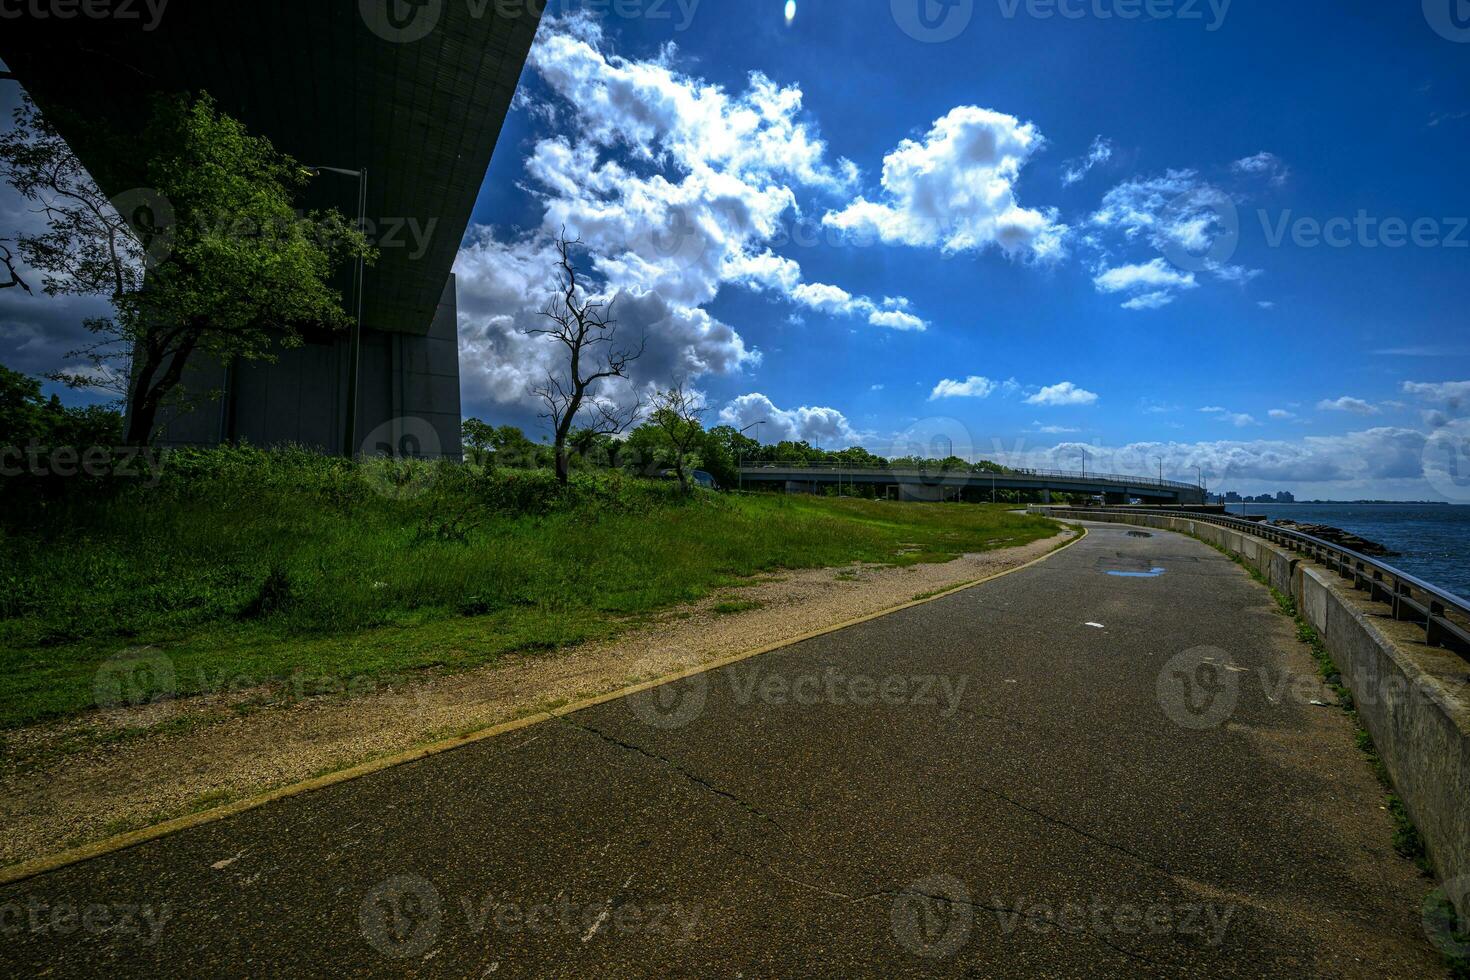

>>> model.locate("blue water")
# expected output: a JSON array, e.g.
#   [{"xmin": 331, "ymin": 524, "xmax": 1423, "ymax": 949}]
[{"xmin": 1224, "ymin": 503, "xmax": 1470, "ymax": 600}]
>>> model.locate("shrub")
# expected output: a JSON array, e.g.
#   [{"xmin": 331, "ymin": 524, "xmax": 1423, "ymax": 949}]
[
  {"xmin": 472, "ymin": 467, "xmax": 568, "ymax": 515},
  {"xmin": 240, "ymin": 565, "xmax": 294, "ymax": 619}
]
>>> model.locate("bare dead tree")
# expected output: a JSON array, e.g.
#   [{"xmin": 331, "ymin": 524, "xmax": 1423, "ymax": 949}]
[
  {"xmin": 650, "ymin": 381, "xmax": 707, "ymax": 494},
  {"xmin": 529, "ymin": 232, "xmax": 644, "ymax": 484}
]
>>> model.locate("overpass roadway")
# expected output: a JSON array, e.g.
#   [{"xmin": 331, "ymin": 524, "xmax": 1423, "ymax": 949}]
[
  {"xmin": 739, "ymin": 464, "xmax": 1208, "ymax": 505},
  {"xmin": 0, "ymin": 522, "xmax": 1438, "ymax": 976}
]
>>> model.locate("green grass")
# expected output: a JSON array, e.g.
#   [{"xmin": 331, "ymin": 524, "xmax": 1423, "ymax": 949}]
[{"xmin": 0, "ymin": 446, "xmax": 1060, "ymax": 728}]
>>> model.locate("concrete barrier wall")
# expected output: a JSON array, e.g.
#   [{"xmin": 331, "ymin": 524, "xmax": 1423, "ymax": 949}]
[{"xmin": 1035, "ymin": 509, "xmax": 1470, "ymax": 918}]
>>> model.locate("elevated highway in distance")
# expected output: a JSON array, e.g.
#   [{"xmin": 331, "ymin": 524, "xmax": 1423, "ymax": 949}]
[{"xmin": 737, "ymin": 464, "xmax": 1209, "ymax": 505}]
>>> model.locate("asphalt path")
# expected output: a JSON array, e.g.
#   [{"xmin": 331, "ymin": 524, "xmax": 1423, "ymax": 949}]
[{"xmin": 0, "ymin": 523, "xmax": 1445, "ymax": 977}]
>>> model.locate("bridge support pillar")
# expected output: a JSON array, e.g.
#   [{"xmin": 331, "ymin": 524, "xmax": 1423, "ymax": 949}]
[
  {"xmin": 1041, "ymin": 489, "xmax": 1051, "ymax": 504},
  {"xmin": 1104, "ymin": 491, "xmax": 1129, "ymax": 505}
]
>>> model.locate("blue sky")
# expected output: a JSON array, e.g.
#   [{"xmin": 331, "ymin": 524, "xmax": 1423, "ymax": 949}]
[{"xmin": 4, "ymin": 1, "xmax": 1470, "ymax": 498}]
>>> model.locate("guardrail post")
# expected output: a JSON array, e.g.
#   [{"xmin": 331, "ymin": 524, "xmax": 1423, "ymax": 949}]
[
  {"xmin": 1369, "ymin": 570, "xmax": 1386, "ymax": 605},
  {"xmin": 1427, "ymin": 602, "xmax": 1447, "ymax": 648},
  {"xmin": 1392, "ymin": 583, "xmax": 1415, "ymax": 622}
]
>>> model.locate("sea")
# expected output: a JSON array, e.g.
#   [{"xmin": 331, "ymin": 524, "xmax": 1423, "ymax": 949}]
[{"xmin": 1223, "ymin": 503, "xmax": 1470, "ymax": 600}]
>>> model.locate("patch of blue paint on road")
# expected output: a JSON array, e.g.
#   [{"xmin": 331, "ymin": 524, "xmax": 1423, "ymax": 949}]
[{"xmin": 1108, "ymin": 567, "xmax": 1167, "ymax": 578}]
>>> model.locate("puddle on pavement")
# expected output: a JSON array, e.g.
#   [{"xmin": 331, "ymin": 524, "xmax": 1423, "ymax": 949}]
[{"xmin": 1096, "ymin": 556, "xmax": 1169, "ymax": 578}]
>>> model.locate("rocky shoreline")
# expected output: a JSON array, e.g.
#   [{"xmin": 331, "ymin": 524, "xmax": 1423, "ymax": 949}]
[{"xmin": 1270, "ymin": 520, "xmax": 1400, "ymax": 557}]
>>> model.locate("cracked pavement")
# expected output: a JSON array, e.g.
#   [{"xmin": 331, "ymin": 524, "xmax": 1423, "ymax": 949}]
[{"xmin": 0, "ymin": 523, "xmax": 1444, "ymax": 977}]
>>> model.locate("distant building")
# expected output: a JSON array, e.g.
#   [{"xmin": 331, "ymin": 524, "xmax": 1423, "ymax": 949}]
[
  {"xmin": 1224, "ymin": 491, "xmax": 1243, "ymax": 503},
  {"xmin": 1275, "ymin": 491, "xmax": 1296, "ymax": 503}
]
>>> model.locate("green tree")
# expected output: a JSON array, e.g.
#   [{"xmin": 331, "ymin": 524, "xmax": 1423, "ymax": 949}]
[
  {"xmin": 703, "ymin": 425, "xmax": 755, "ymax": 488},
  {"xmin": 489, "ymin": 425, "xmax": 545, "ymax": 469},
  {"xmin": 0, "ymin": 93, "xmax": 374, "ymax": 446},
  {"xmin": 566, "ymin": 427, "xmax": 601, "ymax": 467},
  {"xmin": 0, "ymin": 363, "xmax": 121, "ymax": 449},
  {"xmin": 0, "ymin": 363, "xmax": 45, "ymax": 445},
  {"xmin": 647, "ymin": 382, "xmax": 706, "ymax": 493},
  {"xmin": 771, "ymin": 440, "xmax": 822, "ymax": 464},
  {"xmin": 830, "ymin": 445, "xmax": 885, "ymax": 468},
  {"xmin": 461, "ymin": 418, "xmax": 496, "ymax": 467},
  {"xmin": 583, "ymin": 432, "xmax": 630, "ymax": 470}
]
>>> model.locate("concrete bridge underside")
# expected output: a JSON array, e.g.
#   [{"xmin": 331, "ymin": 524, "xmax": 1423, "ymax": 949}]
[
  {"xmin": 0, "ymin": 1, "xmax": 543, "ymax": 459},
  {"xmin": 739, "ymin": 467, "xmax": 1208, "ymax": 505}
]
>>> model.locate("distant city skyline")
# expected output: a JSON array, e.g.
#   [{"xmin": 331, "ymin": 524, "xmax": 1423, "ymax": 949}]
[{"xmin": 3, "ymin": 2, "xmax": 1469, "ymax": 501}]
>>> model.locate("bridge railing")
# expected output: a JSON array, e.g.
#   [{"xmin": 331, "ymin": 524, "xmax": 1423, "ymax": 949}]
[
  {"xmin": 738, "ymin": 462, "xmax": 1202, "ymax": 492},
  {"xmin": 1035, "ymin": 506, "xmax": 1470, "ymax": 656}
]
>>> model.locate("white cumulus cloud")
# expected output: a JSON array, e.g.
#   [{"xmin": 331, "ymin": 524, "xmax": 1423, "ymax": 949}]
[
  {"xmin": 823, "ymin": 106, "xmax": 1066, "ymax": 260},
  {"xmin": 1317, "ymin": 396, "xmax": 1380, "ymax": 416},
  {"xmin": 1093, "ymin": 258, "xmax": 1198, "ymax": 309},
  {"xmin": 930, "ymin": 376, "xmax": 1000, "ymax": 400},
  {"xmin": 718, "ymin": 393, "xmax": 861, "ymax": 446},
  {"xmin": 454, "ymin": 14, "xmax": 920, "ymax": 416},
  {"xmin": 1088, "ymin": 170, "xmax": 1260, "ymax": 308},
  {"xmin": 1402, "ymin": 380, "xmax": 1470, "ymax": 412},
  {"xmin": 1026, "ymin": 382, "xmax": 1099, "ymax": 407}
]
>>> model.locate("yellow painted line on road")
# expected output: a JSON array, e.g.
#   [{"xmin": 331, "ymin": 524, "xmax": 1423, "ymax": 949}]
[{"xmin": 0, "ymin": 524, "xmax": 1087, "ymax": 889}]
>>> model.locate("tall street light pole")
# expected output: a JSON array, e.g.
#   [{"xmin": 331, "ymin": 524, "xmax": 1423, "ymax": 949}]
[
  {"xmin": 307, "ymin": 165, "xmax": 368, "ymax": 459},
  {"xmin": 737, "ymin": 420, "xmax": 766, "ymax": 492}
]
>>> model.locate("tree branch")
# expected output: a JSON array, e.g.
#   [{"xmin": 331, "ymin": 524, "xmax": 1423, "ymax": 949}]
[{"xmin": 0, "ymin": 244, "xmax": 31, "ymax": 293}]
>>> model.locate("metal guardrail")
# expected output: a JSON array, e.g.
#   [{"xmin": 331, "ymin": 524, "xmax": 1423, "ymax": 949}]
[
  {"xmin": 739, "ymin": 463, "xmax": 1202, "ymax": 492},
  {"xmin": 1035, "ymin": 506, "xmax": 1470, "ymax": 656}
]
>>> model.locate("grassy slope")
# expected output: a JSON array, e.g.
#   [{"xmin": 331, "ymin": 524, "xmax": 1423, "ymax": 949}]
[{"xmin": 1, "ymin": 457, "xmax": 1059, "ymax": 728}]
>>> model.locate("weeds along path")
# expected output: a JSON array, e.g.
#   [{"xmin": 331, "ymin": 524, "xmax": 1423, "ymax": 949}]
[{"xmin": 2, "ymin": 456, "xmax": 1060, "ymax": 728}]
